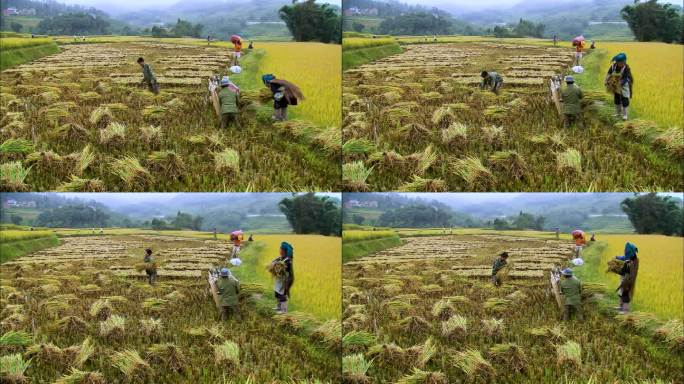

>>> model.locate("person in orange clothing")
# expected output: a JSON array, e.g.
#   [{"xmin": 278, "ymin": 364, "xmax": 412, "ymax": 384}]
[
  {"xmin": 572, "ymin": 230, "xmax": 586, "ymax": 258},
  {"xmin": 573, "ymin": 39, "xmax": 585, "ymax": 66},
  {"xmin": 232, "ymin": 38, "xmax": 242, "ymax": 66},
  {"xmin": 230, "ymin": 231, "xmax": 243, "ymax": 259}
]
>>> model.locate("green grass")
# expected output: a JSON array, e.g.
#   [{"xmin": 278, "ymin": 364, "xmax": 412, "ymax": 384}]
[
  {"xmin": 0, "ymin": 40, "xmax": 59, "ymax": 70},
  {"xmin": 343, "ymin": 43, "xmax": 403, "ymax": 70},
  {"xmin": 0, "ymin": 207, "xmax": 42, "ymax": 224},
  {"xmin": 342, "ymin": 235, "xmax": 402, "ymax": 263},
  {"xmin": 1, "ymin": 16, "xmax": 43, "ymax": 32},
  {"xmin": 343, "ymin": 16, "xmax": 385, "ymax": 33},
  {"xmin": 0, "ymin": 234, "xmax": 60, "ymax": 263}
]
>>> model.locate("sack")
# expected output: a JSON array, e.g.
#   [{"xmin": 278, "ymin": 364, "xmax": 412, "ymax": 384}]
[
  {"xmin": 229, "ymin": 258, "xmax": 242, "ymax": 266},
  {"xmin": 230, "ymin": 66, "xmax": 242, "ymax": 74},
  {"xmin": 571, "ymin": 66, "xmax": 584, "ymax": 74}
]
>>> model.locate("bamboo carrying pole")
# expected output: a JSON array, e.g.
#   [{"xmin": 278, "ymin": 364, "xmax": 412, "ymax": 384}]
[{"xmin": 549, "ymin": 269, "xmax": 564, "ymax": 310}]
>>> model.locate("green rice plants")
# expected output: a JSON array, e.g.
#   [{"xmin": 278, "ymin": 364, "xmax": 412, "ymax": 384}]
[
  {"xmin": 409, "ymin": 337, "xmax": 437, "ymax": 369},
  {"xmin": 213, "ymin": 149, "xmax": 240, "ymax": 174},
  {"xmin": 272, "ymin": 312, "xmax": 317, "ymax": 332},
  {"xmin": 484, "ymin": 105, "xmax": 509, "ymax": 119},
  {"xmin": 24, "ymin": 150, "xmax": 63, "ymax": 171},
  {"xmin": 139, "ymin": 125, "xmax": 163, "ymax": 147},
  {"xmin": 398, "ymin": 316, "xmax": 431, "ymax": 334},
  {"xmin": 54, "ymin": 123, "xmax": 89, "ymax": 142},
  {"xmin": 481, "ymin": 318, "xmax": 504, "ymax": 337},
  {"xmin": 396, "ymin": 123, "xmax": 430, "ymax": 141},
  {"xmin": 432, "ymin": 298, "xmax": 455, "ymax": 320},
  {"xmin": 53, "ymin": 368, "xmax": 106, "ymax": 384},
  {"xmin": 441, "ymin": 315, "xmax": 467, "ymax": 338},
  {"xmin": 40, "ymin": 91, "xmax": 60, "ymax": 104},
  {"xmin": 314, "ymin": 126, "xmax": 341, "ymax": 153},
  {"xmin": 55, "ymin": 316, "xmax": 88, "ymax": 336},
  {"xmin": 111, "ymin": 349, "xmax": 152, "ymax": 381},
  {"xmin": 143, "ymin": 105, "xmax": 167, "ymax": 120},
  {"xmin": 110, "ymin": 156, "xmax": 153, "ymax": 190},
  {"xmin": 146, "ymin": 343, "xmax": 188, "ymax": 372},
  {"xmin": 0, "ymin": 353, "xmax": 31, "ymax": 383},
  {"xmin": 615, "ymin": 312, "xmax": 658, "ymax": 332},
  {"xmin": 556, "ymin": 340, "xmax": 581, "ymax": 368},
  {"xmin": 25, "ymin": 342, "xmax": 66, "ymax": 365},
  {"xmin": 164, "ymin": 98, "xmax": 185, "ymax": 109},
  {"xmin": 654, "ymin": 126, "xmax": 684, "ymax": 157},
  {"xmin": 395, "ymin": 368, "xmax": 448, "ymax": 384},
  {"xmin": 147, "ymin": 150, "xmax": 186, "ymax": 179},
  {"xmin": 398, "ymin": 175, "xmax": 447, "ymax": 192},
  {"xmin": 89, "ymin": 106, "xmax": 113, "ymax": 126},
  {"xmin": 140, "ymin": 318, "xmax": 163, "ymax": 338},
  {"xmin": 452, "ymin": 156, "xmax": 494, "ymax": 190},
  {"xmin": 488, "ymin": 343, "xmax": 527, "ymax": 372},
  {"xmin": 654, "ymin": 319, "xmax": 684, "ymax": 351},
  {"xmin": 506, "ymin": 290, "xmax": 528, "ymax": 301},
  {"xmin": 99, "ymin": 122, "xmax": 126, "ymax": 145},
  {"xmin": 342, "ymin": 354, "xmax": 372, "ymax": 383},
  {"xmin": 441, "ymin": 122, "xmax": 467, "ymax": 145},
  {"xmin": 0, "ymin": 330, "xmax": 31, "ymax": 347},
  {"xmin": 367, "ymin": 343, "xmax": 406, "ymax": 366},
  {"xmin": 489, "ymin": 150, "xmax": 528, "ymax": 179},
  {"xmin": 142, "ymin": 298, "xmax": 168, "ymax": 313},
  {"xmin": 342, "ymin": 330, "xmax": 376, "ymax": 351},
  {"xmin": 79, "ymin": 91, "xmax": 101, "ymax": 102},
  {"xmin": 312, "ymin": 320, "xmax": 341, "ymax": 348},
  {"xmin": 72, "ymin": 337, "xmax": 95, "ymax": 368},
  {"xmin": 0, "ymin": 138, "xmax": 34, "ymax": 157},
  {"xmin": 529, "ymin": 133, "xmax": 566, "ymax": 150},
  {"xmin": 556, "ymin": 149, "xmax": 582, "ymax": 174},
  {"xmin": 89, "ymin": 298, "xmax": 113, "ymax": 320},
  {"xmin": 213, "ymin": 340, "xmax": 240, "ymax": 367},
  {"xmin": 526, "ymin": 324, "xmax": 566, "ymax": 342},
  {"xmin": 452, "ymin": 349, "xmax": 495, "ymax": 380},
  {"xmin": 614, "ymin": 119, "xmax": 657, "ymax": 138},
  {"xmin": 343, "ymin": 161, "xmax": 373, "ymax": 191},
  {"xmin": 342, "ymin": 138, "xmax": 376, "ymax": 157},
  {"xmin": 1, "ymin": 313, "xmax": 26, "ymax": 330},
  {"xmin": 606, "ymin": 259, "xmax": 625, "ymax": 274},
  {"xmin": 431, "ymin": 106, "xmax": 455, "ymax": 127},
  {"xmin": 99, "ymin": 315, "xmax": 125, "ymax": 339},
  {"xmin": 56, "ymin": 176, "xmax": 105, "ymax": 192},
  {"xmin": 483, "ymin": 298, "xmax": 511, "ymax": 313},
  {"xmin": 419, "ymin": 92, "xmax": 442, "ymax": 103}
]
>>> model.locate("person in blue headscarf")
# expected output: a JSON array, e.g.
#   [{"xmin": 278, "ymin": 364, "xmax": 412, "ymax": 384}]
[
  {"xmin": 604, "ymin": 53, "xmax": 633, "ymax": 121},
  {"xmin": 261, "ymin": 74, "xmax": 304, "ymax": 121},
  {"xmin": 615, "ymin": 242, "xmax": 638, "ymax": 313},
  {"xmin": 270, "ymin": 241, "xmax": 294, "ymax": 313}
]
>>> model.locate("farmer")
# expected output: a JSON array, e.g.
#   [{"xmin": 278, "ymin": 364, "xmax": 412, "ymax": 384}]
[
  {"xmin": 590, "ymin": 40, "xmax": 596, "ymax": 49},
  {"xmin": 555, "ymin": 227, "xmax": 560, "ymax": 240},
  {"xmin": 216, "ymin": 268, "xmax": 241, "ymax": 321},
  {"xmin": 590, "ymin": 233, "xmax": 596, "ymax": 242},
  {"xmin": 480, "ymin": 71, "xmax": 503, "ymax": 95},
  {"xmin": 248, "ymin": 41, "xmax": 253, "ymax": 49},
  {"xmin": 572, "ymin": 231, "xmax": 586, "ymax": 258},
  {"xmin": 230, "ymin": 231, "xmax": 242, "ymax": 259},
  {"xmin": 207, "ymin": 35, "xmax": 211, "ymax": 46},
  {"xmin": 248, "ymin": 234, "xmax": 253, "ymax": 242},
  {"xmin": 217, "ymin": 76, "xmax": 241, "ymax": 130},
  {"xmin": 573, "ymin": 39, "xmax": 585, "ymax": 66},
  {"xmin": 143, "ymin": 248, "xmax": 157, "ymax": 285},
  {"xmin": 553, "ymin": 34, "xmax": 558, "ymax": 46},
  {"xmin": 615, "ymin": 242, "xmax": 638, "ymax": 313},
  {"xmin": 261, "ymin": 74, "xmax": 304, "ymax": 121},
  {"xmin": 560, "ymin": 75, "xmax": 584, "ymax": 128},
  {"xmin": 559, "ymin": 268, "xmax": 583, "ymax": 321},
  {"xmin": 231, "ymin": 37, "xmax": 242, "ymax": 66},
  {"xmin": 213, "ymin": 227, "xmax": 217, "ymax": 240},
  {"xmin": 604, "ymin": 53, "xmax": 633, "ymax": 121},
  {"xmin": 491, "ymin": 251, "xmax": 509, "ymax": 287},
  {"xmin": 137, "ymin": 57, "xmax": 159, "ymax": 95},
  {"xmin": 271, "ymin": 242, "xmax": 294, "ymax": 313}
]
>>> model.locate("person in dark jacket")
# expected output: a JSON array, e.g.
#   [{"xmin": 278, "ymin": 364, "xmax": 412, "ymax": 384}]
[
  {"xmin": 615, "ymin": 242, "xmax": 638, "ymax": 313},
  {"xmin": 559, "ymin": 268, "xmax": 583, "ymax": 321},
  {"xmin": 137, "ymin": 57, "xmax": 159, "ymax": 94},
  {"xmin": 261, "ymin": 74, "xmax": 304, "ymax": 121},
  {"xmin": 491, "ymin": 251, "xmax": 509, "ymax": 286},
  {"xmin": 560, "ymin": 75, "xmax": 584, "ymax": 128},
  {"xmin": 271, "ymin": 241, "xmax": 294, "ymax": 313},
  {"xmin": 217, "ymin": 76, "xmax": 240, "ymax": 130},
  {"xmin": 604, "ymin": 53, "xmax": 633, "ymax": 121},
  {"xmin": 216, "ymin": 268, "xmax": 241, "ymax": 321},
  {"xmin": 480, "ymin": 71, "xmax": 503, "ymax": 94},
  {"xmin": 143, "ymin": 248, "xmax": 157, "ymax": 285}
]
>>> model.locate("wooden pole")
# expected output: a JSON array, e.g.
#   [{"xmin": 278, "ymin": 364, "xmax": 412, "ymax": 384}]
[
  {"xmin": 550, "ymin": 77, "xmax": 563, "ymax": 116},
  {"xmin": 549, "ymin": 269, "xmax": 564, "ymax": 310},
  {"xmin": 207, "ymin": 272, "xmax": 221, "ymax": 311}
]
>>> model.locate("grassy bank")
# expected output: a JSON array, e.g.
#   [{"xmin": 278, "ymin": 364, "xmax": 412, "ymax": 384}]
[
  {"xmin": 342, "ymin": 234, "xmax": 402, "ymax": 263},
  {"xmin": 0, "ymin": 234, "xmax": 60, "ymax": 263},
  {"xmin": 342, "ymin": 42, "xmax": 403, "ymax": 70},
  {"xmin": 0, "ymin": 40, "xmax": 59, "ymax": 70}
]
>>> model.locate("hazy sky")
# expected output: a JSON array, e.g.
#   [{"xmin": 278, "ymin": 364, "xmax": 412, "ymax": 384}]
[
  {"xmin": 58, "ymin": 0, "xmax": 341, "ymax": 9},
  {"xmin": 56, "ymin": 193, "xmax": 340, "ymax": 206}
]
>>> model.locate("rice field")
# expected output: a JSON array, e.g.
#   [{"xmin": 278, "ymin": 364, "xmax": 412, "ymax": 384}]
[
  {"xmin": 0, "ymin": 39, "xmax": 340, "ymax": 192},
  {"xmin": 342, "ymin": 37, "xmax": 397, "ymax": 50},
  {"xmin": 342, "ymin": 42, "xmax": 683, "ymax": 191},
  {"xmin": 342, "ymin": 229, "xmax": 398, "ymax": 243},
  {"xmin": 0, "ymin": 232, "xmax": 341, "ymax": 382},
  {"xmin": 0, "ymin": 37, "xmax": 55, "ymax": 50},
  {"xmin": 597, "ymin": 234, "xmax": 683, "ymax": 320},
  {"xmin": 0, "ymin": 228, "xmax": 55, "ymax": 242},
  {"xmin": 342, "ymin": 233, "xmax": 683, "ymax": 382}
]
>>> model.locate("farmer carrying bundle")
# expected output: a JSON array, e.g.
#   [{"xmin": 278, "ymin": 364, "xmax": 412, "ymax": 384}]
[
  {"xmin": 572, "ymin": 36, "xmax": 585, "ymax": 66},
  {"xmin": 604, "ymin": 53, "xmax": 633, "ymax": 121},
  {"xmin": 572, "ymin": 229, "xmax": 586, "ymax": 258},
  {"xmin": 139, "ymin": 248, "xmax": 157, "ymax": 285},
  {"xmin": 268, "ymin": 241, "xmax": 294, "ymax": 314},
  {"xmin": 613, "ymin": 242, "xmax": 639, "ymax": 314},
  {"xmin": 230, "ymin": 35, "xmax": 242, "ymax": 66},
  {"xmin": 261, "ymin": 74, "xmax": 304, "ymax": 122}
]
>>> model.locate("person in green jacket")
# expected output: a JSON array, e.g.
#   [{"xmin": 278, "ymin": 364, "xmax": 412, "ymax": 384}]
[
  {"xmin": 216, "ymin": 267, "xmax": 241, "ymax": 321},
  {"xmin": 217, "ymin": 76, "xmax": 241, "ymax": 130},
  {"xmin": 480, "ymin": 71, "xmax": 503, "ymax": 94},
  {"xmin": 559, "ymin": 268, "xmax": 583, "ymax": 321},
  {"xmin": 560, "ymin": 75, "xmax": 584, "ymax": 128},
  {"xmin": 137, "ymin": 57, "xmax": 159, "ymax": 95},
  {"xmin": 491, "ymin": 251, "xmax": 509, "ymax": 286}
]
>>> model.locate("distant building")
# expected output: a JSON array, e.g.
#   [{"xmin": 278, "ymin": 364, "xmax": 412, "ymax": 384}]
[
  {"xmin": 3, "ymin": 7, "xmax": 18, "ymax": 16},
  {"xmin": 3, "ymin": 199, "xmax": 36, "ymax": 208},
  {"xmin": 17, "ymin": 8, "xmax": 36, "ymax": 16},
  {"xmin": 344, "ymin": 200, "xmax": 378, "ymax": 209},
  {"xmin": 343, "ymin": 7, "xmax": 378, "ymax": 16}
]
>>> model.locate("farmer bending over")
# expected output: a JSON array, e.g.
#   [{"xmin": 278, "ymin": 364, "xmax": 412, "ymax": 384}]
[
  {"xmin": 261, "ymin": 74, "xmax": 304, "ymax": 121},
  {"xmin": 559, "ymin": 268, "xmax": 583, "ymax": 321},
  {"xmin": 491, "ymin": 251, "xmax": 509, "ymax": 287},
  {"xmin": 604, "ymin": 53, "xmax": 633, "ymax": 121},
  {"xmin": 560, "ymin": 75, "xmax": 584, "ymax": 129},
  {"xmin": 615, "ymin": 242, "xmax": 638, "ymax": 314},
  {"xmin": 218, "ymin": 76, "xmax": 241, "ymax": 130},
  {"xmin": 137, "ymin": 57, "xmax": 159, "ymax": 95},
  {"xmin": 216, "ymin": 268, "xmax": 241, "ymax": 321},
  {"xmin": 143, "ymin": 248, "xmax": 157, "ymax": 285},
  {"xmin": 480, "ymin": 71, "xmax": 503, "ymax": 95}
]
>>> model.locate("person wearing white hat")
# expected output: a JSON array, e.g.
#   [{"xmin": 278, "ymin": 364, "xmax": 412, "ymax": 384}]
[
  {"xmin": 560, "ymin": 75, "xmax": 584, "ymax": 129},
  {"xmin": 218, "ymin": 76, "xmax": 241, "ymax": 130},
  {"xmin": 559, "ymin": 268, "xmax": 583, "ymax": 321}
]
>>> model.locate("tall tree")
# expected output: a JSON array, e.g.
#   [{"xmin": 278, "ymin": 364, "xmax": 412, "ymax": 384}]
[
  {"xmin": 621, "ymin": 0, "xmax": 683, "ymax": 43},
  {"xmin": 621, "ymin": 193, "xmax": 683, "ymax": 235},
  {"xmin": 279, "ymin": 193, "xmax": 341, "ymax": 236},
  {"xmin": 279, "ymin": 0, "xmax": 341, "ymax": 43}
]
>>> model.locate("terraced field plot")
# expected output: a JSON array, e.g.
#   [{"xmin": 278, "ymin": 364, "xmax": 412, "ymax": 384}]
[
  {"xmin": 0, "ymin": 234, "xmax": 341, "ymax": 382},
  {"xmin": 1, "ymin": 42, "xmax": 340, "ymax": 191},
  {"xmin": 342, "ymin": 42, "xmax": 682, "ymax": 191},
  {"xmin": 342, "ymin": 233, "xmax": 683, "ymax": 383}
]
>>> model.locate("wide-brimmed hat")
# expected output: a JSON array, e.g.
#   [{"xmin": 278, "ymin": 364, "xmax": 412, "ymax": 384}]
[{"xmin": 561, "ymin": 268, "xmax": 573, "ymax": 276}]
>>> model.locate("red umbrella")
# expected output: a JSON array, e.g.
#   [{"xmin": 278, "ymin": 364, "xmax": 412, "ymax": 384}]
[
  {"xmin": 572, "ymin": 229, "xmax": 584, "ymax": 237},
  {"xmin": 230, "ymin": 35, "xmax": 242, "ymax": 44},
  {"xmin": 572, "ymin": 35, "xmax": 585, "ymax": 45}
]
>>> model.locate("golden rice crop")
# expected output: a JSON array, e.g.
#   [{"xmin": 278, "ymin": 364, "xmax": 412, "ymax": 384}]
[
  {"xmin": 343, "ymin": 230, "xmax": 399, "ymax": 243},
  {"xmin": 0, "ymin": 229, "xmax": 55, "ymax": 242},
  {"xmin": 0, "ymin": 37, "xmax": 55, "ymax": 50},
  {"xmin": 343, "ymin": 37, "xmax": 397, "ymax": 50}
]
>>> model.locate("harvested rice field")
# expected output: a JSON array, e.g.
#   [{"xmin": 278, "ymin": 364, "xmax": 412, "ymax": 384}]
[
  {"xmin": 0, "ymin": 233, "xmax": 341, "ymax": 383},
  {"xmin": 342, "ymin": 42, "xmax": 683, "ymax": 191},
  {"xmin": 0, "ymin": 41, "xmax": 340, "ymax": 192},
  {"xmin": 342, "ymin": 232, "xmax": 683, "ymax": 383}
]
